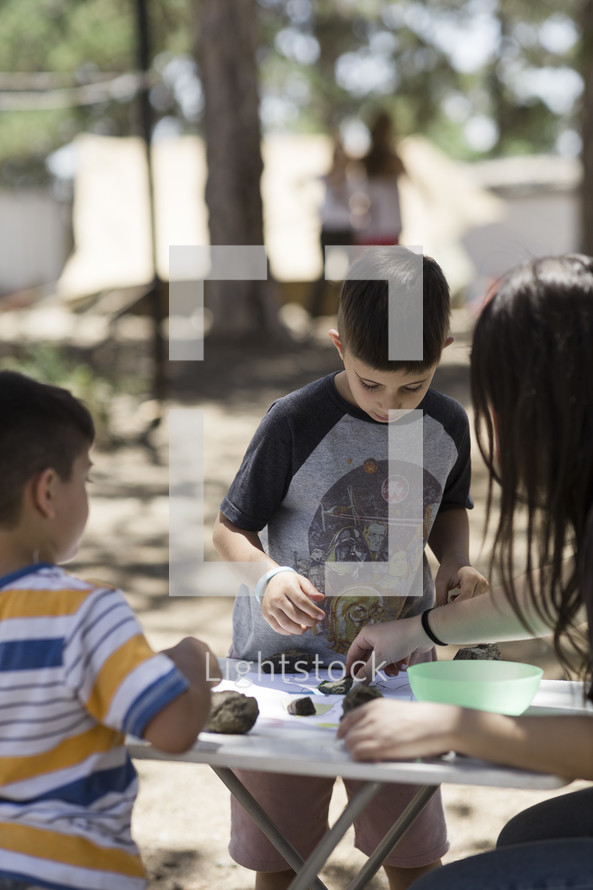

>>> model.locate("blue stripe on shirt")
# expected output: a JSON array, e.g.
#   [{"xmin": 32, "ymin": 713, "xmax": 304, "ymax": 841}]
[
  {"xmin": 81, "ymin": 612, "xmax": 138, "ymax": 672},
  {"xmin": 70, "ymin": 611, "xmax": 137, "ymax": 683},
  {"xmin": 0, "ymin": 759, "xmax": 137, "ymax": 809},
  {"xmin": 123, "ymin": 668, "xmax": 188, "ymax": 738},
  {"xmin": 0, "ymin": 869, "xmax": 83, "ymax": 890},
  {"xmin": 0, "ymin": 693, "xmax": 73, "ymax": 713},
  {"xmin": 0, "ymin": 639, "xmax": 62, "ymax": 671},
  {"xmin": 0, "ymin": 713, "xmax": 91, "ymax": 745},
  {"xmin": 0, "ymin": 562, "xmax": 54, "ymax": 589},
  {"xmin": 63, "ymin": 586, "xmax": 116, "ymax": 647}
]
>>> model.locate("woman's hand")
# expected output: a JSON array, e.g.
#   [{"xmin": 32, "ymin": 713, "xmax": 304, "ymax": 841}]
[
  {"xmin": 337, "ymin": 698, "xmax": 460, "ymax": 761},
  {"xmin": 345, "ymin": 617, "xmax": 429, "ymax": 681},
  {"xmin": 339, "ymin": 695, "xmax": 593, "ymax": 780}
]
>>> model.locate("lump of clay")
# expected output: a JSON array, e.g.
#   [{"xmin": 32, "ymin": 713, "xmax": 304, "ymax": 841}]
[
  {"xmin": 261, "ymin": 649, "xmax": 322, "ymax": 673},
  {"xmin": 453, "ymin": 643, "xmax": 502, "ymax": 661},
  {"xmin": 204, "ymin": 690, "xmax": 259, "ymax": 734},
  {"xmin": 317, "ymin": 676, "xmax": 353, "ymax": 696},
  {"xmin": 341, "ymin": 683, "xmax": 383, "ymax": 719},
  {"xmin": 287, "ymin": 696, "xmax": 316, "ymax": 716}
]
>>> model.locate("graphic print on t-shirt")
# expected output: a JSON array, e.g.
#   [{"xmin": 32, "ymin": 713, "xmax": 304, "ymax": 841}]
[
  {"xmin": 223, "ymin": 377, "xmax": 472, "ymax": 663},
  {"xmin": 293, "ymin": 458, "xmax": 442, "ymax": 654}
]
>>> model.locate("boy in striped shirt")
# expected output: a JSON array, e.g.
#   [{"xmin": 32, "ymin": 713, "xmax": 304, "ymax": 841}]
[{"xmin": 0, "ymin": 370, "xmax": 220, "ymax": 890}]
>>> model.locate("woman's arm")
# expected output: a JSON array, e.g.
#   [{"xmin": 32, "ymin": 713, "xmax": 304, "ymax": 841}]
[
  {"xmin": 427, "ymin": 556, "xmax": 582, "ymax": 644},
  {"xmin": 338, "ymin": 698, "xmax": 593, "ymax": 780},
  {"xmin": 456, "ymin": 709, "xmax": 593, "ymax": 778},
  {"xmin": 346, "ymin": 576, "xmax": 561, "ymax": 681}
]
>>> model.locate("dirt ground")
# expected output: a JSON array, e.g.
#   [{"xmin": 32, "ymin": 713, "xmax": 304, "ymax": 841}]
[{"xmin": 45, "ymin": 307, "xmax": 587, "ymax": 889}]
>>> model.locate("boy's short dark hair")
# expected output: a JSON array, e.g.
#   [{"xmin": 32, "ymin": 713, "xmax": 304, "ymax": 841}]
[
  {"xmin": 337, "ymin": 246, "xmax": 451, "ymax": 372},
  {"xmin": 0, "ymin": 370, "xmax": 95, "ymax": 527}
]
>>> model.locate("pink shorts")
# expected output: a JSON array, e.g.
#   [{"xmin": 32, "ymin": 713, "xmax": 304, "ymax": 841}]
[
  {"xmin": 229, "ymin": 649, "xmax": 448, "ymax": 872},
  {"xmin": 229, "ymin": 771, "xmax": 448, "ymax": 872}
]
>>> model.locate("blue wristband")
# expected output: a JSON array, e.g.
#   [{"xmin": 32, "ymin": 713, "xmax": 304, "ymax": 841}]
[{"xmin": 254, "ymin": 566, "xmax": 297, "ymax": 604}]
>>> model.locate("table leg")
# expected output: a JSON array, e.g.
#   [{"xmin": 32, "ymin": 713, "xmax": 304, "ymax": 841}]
[
  {"xmin": 288, "ymin": 781, "xmax": 384, "ymax": 890},
  {"xmin": 211, "ymin": 766, "xmax": 329, "ymax": 890},
  {"xmin": 345, "ymin": 784, "xmax": 440, "ymax": 890}
]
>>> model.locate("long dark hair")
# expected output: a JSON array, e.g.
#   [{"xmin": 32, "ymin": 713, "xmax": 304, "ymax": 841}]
[{"xmin": 470, "ymin": 255, "xmax": 593, "ymax": 698}]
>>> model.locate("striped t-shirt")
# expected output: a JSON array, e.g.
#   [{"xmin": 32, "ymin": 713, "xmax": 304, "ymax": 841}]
[{"xmin": 0, "ymin": 563, "xmax": 189, "ymax": 890}]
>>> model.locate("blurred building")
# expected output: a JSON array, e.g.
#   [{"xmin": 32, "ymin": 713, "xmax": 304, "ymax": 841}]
[
  {"xmin": 0, "ymin": 134, "xmax": 582, "ymax": 309},
  {"xmin": 0, "ymin": 187, "xmax": 71, "ymax": 297},
  {"xmin": 461, "ymin": 153, "xmax": 581, "ymax": 306}
]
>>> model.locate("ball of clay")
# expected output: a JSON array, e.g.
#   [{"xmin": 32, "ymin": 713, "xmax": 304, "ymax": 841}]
[
  {"xmin": 341, "ymin": 683, "xmax": 383, "ymax": 719},
  {"xmin": 317, "ymin": 676, "xmax": 353, "ymax": 696},
  {"xmin": 453, "ymin": 643, "xmax": 502, "ymax": 661},
  {"xmin": 287, "ymin": 696, "xmax": 316, "ymax": 716},
  {"xmin": 204, "ymin": 690, "xmax": 259, "ymax": 734}
]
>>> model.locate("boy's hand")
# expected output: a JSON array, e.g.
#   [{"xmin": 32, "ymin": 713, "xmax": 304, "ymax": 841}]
[
  {"xmin": 434, "ymin": 563, "xmax": 489, "ymax": 607},
  {"xmin": 261, "ymin": 572, "xmax": 325, "ymax": 635},
  {"xmin": 163, "ymin": 637, "xmax": 221, "ymax": 687}
]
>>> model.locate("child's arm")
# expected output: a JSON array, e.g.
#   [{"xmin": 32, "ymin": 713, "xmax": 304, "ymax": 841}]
[
  {"xmin": 213, "ymin": 512, "xmax": 325, "ymax": 635},
  {"xmin": 142, "ymin": 637, "xmax": 220, "ymax": 754},
  {"xmin": 428, "ymin": 507, "xmax": 489, "ymax": 606}
]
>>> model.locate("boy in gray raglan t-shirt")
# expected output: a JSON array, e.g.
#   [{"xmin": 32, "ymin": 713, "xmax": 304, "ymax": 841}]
[{"xmin": 213, "ymin": 246, "xmax": 488, "ymax": 890}]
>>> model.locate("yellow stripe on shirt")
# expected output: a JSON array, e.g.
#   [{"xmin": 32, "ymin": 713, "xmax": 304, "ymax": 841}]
[
  {"xmin": 0, "ymin": 586, "xmax": 91, "ymax": 618},
  {"xmin": 0, "ymin": 724, "xmax": 123, "ymax": 785},
  {"xmin": 85, "ymin": 634, "xmax": 156, "ymax": 722},
  {"xmin": 0, "ymin": 821, "xmax": 145, "ymax": 877}
]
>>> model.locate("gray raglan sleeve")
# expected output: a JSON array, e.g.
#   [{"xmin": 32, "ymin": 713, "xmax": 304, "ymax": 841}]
[{"xmin": 219, "ymin": 402, "xmax": 294, "ymax": 532}]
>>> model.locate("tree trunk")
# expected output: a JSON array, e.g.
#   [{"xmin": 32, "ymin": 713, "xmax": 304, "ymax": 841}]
[
  {"xmin": 581, "ymin": 0, "xmax": 593, "ymax": 255},
  {"xmin": 194, "ymin": 0, "xmax": 280, "ymax": 337}
]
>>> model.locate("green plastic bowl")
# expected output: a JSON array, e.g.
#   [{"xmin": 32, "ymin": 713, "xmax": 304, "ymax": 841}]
[{"xmin": 407, "ymin": 660, "xmax": 543, "ymax": 715}]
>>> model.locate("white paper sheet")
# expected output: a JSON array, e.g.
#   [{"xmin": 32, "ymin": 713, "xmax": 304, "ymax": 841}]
[{"xmin": 213, "ymin": 668, "xmax": 416, "ymax": 734}]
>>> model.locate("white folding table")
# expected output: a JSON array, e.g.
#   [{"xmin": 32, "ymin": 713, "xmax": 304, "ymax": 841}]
[{"xmin": 128, "ymin": 662, "xmax": 592, "ymax": 890}]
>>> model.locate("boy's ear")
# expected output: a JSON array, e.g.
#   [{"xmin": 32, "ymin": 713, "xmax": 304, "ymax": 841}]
[
  {"xmin": 31, "ymin": 468, "xmax": 58, "ymax": 519},
  {"xmin": 328, "ymin": 328, "xmax": 344, "ymax": 359},
  {"xmin": 443, "ymin": 336, "xmax": 454, "ymax": 349}
]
